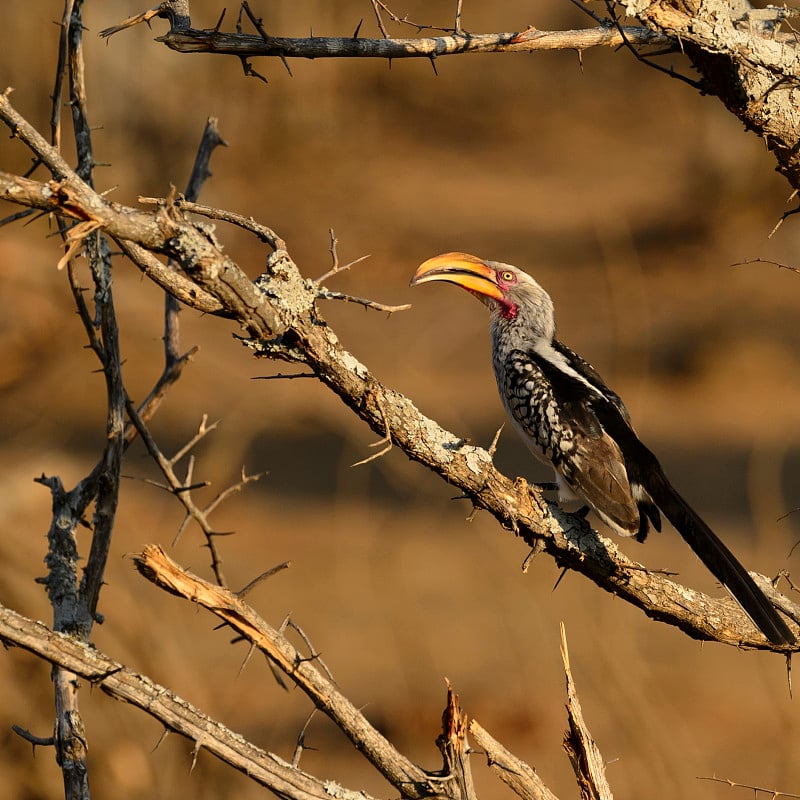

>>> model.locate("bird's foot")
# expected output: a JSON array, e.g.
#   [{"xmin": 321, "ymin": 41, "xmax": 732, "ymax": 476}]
[{"xmin": 533, "ymin": 481, "xmax": 559, "ymax": 492}]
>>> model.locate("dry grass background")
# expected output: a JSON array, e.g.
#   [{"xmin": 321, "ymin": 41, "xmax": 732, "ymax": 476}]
[{"xmin": 2, "ymin": 1, "xmax": 800, "ymax": 798}]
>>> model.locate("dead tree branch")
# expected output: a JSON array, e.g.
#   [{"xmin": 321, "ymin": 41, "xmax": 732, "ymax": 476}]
[
  {"xmin": 560, "ymin": 624, "xmax": 613, "ymax": 800},
  {"xmin": 100, "ymin": 13, "xmax": 670, "ymax": 57},
  {"xmin": 102, "ymin": 1, "xmax": 800, "ymax": 195},
  {"xmin": 1, "ymin": 556, "xmax": 600, "ymax": 800},
  {"xmin": 469, "ymin": 719, "xmax": 560, "ymax": 800}
]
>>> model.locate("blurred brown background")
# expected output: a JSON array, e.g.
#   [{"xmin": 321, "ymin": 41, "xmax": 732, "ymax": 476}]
[{"xmin": 2, "ymin": 1, "xmax": 800, "ymax": 798}]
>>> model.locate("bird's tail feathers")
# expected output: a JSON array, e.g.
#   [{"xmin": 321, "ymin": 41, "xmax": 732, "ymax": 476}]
[{"xmin": 645, "ymin": 468, "xmax": 794, "ymax": 646}]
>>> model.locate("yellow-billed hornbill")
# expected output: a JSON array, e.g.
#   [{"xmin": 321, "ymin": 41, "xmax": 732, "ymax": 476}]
[{"xmin": 411, "ymin": 252, "xmax": 794, "ymax": 646}]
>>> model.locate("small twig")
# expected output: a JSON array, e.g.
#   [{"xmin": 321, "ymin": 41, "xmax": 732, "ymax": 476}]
[
  {"xmin": 99, "ymin": 2, "xmax": 171, "ymax": 39},
  {"xmin": 315, "ymin": 228, "xmax": 372, "ymax": 283},
  {"xmin": 124, "ymin": 407, "xmax": 229, "ymax": 585},
  {"xmin": 252, "ymin": 372, "xmax": 317, "ymax": 380},
  {"xmin": 351, "ymin": 394, "xmax": 393, "ymax": 466},
  {"xmin": 237, "ymin": 562, "xmax": 292, "ymax": 599},
  {"xmin": 171, "ymin": 415, "xmax": 219, "ymax": 465},
  {"xmin": 233, "ymin": 5, "xmax": 270, "ymax": 81},
  {"xmin": 732, "ymin": 256, "xmax": 800, "ymax": 274},
  {"xmin": 697, "ymin": 775, "xmax": 800, "ymax": 798},
  {"xmin": 238, "ymin": 54, "xmax": 270, "ymax": 83},
  {"xmin": 770, "ymin": 189, "xmax": 800, "ymax": 238},
  {"xmin": 604, "ymin": 1, "xmax": 694, "ymax": 88},
  {"xmin": 0, "ymin": 207, "xmax": 38, "ymax": 228},
  {"xmin": 567, "ymin": 0, "xmax": 606, "ymax": 25},
  {"xmin": 283, "ymin": 617, "xmax": 336, "ymax": 683},
  {"xmin": 370, "ymin": 0, "xmax": 459, "ymax": 34},
  {"xmin": 138, "ymin": 196, "xmax": 285, "ymax": 250},
  {"xmin": 316, "ymin": 290, "xmax": 411, "ymax": 314},
  {"xmin": 12, "ymin": 725, "xmax": 55, "ymax": 751},
  {"xmin": 291, "ymin": 709, "xmax": 320, "ymax": 768},
  {"xmin": 204, "ymin": 466, "xmax": 265, "ymax": 516},
  {"xmin": 521, "ymin": 547, "xmax": 539, "ymax": 573},
  {"xmin": 370, "ymin": 0, "xmax": 390, "ymax": 37},
  {"xmin": 323, "ymin": 227, "xmax": 339, "ymax": 276}
]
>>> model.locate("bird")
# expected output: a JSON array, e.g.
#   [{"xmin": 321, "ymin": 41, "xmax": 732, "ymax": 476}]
[{"xmin": 410, "ymin": 251, "xmax": 795, "ymax": 646}]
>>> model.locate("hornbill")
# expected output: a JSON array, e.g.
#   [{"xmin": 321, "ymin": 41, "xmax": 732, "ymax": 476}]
[{"xmin": 411, "ymin": 251, "xmax": 795, "ymax": 646}]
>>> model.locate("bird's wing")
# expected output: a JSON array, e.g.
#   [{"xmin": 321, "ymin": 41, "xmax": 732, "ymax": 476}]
[
  {"xmin": 551, "ymin": 339, "xmax": 632, "ymax": 424},
  {"xmin": 501, "ymin": 348, "xmax": 641, "ymax": 535}
]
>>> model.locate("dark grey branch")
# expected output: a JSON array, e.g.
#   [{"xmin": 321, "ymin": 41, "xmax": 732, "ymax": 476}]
[{"xmin": 148, "ymin": 25, "xmax": 671, "ymax": 58}]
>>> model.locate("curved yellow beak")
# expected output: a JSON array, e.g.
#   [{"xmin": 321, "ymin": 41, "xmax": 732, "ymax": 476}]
[{"xmin": 410, "ymin": 252, "xmax": 504, "ymax": 302}]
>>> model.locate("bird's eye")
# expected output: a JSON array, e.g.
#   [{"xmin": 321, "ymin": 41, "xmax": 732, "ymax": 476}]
[{"xmin": 500, "ymin": 270, "xmax": 515, "ymax": 283}]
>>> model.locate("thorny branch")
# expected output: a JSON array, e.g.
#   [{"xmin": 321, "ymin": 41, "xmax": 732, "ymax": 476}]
[
  {"xmin": 0, "ymin": 560, "xmax": 616, "ymax": 800},
  {"xmin": 125, "ymin": 406, "xmax": 265, "ymax": 587},
  {"xmin": 22, "ymin": 17, "xmax": 232, "ymax": 796},
  {"xmin": 122, "ymin": 21, "xmax": 671, "ymax": 60},
  {"xmin": 41, "ymin": 4, "xmax": 125, "ymax": 797},
  {"xmin": 697, "ymin": 775, "xmax": 800, "ymax": 798},
  {"xmin": 102, "ymin": 1, "xmax": 800, "ymax": 194}
]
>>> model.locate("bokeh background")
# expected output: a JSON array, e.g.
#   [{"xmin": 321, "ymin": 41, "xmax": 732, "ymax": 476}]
[{"xmin": 2, "ymin": 1, "xmax": 800, "ymax": 798}]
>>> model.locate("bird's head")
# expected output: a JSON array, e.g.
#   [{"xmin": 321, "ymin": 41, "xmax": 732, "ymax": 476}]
[{"xmin": 410, "ymin": 252, "xmax": 555, "ymax": 340}]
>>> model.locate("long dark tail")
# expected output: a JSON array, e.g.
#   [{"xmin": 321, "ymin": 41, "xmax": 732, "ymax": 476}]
[{"xmin": 645, "ymin": 468, "xmax": 794, "ymax": 646}]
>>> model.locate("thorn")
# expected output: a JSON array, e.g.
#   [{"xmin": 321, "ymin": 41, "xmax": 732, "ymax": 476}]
[
  {"xmin": 353, "ymin": 18, "xmax": 363, "ymax": 38},
  {"xmin": 267, "ymin": 656, "xmax": 289, "ymax": 691},
  {"xmin": 552, "ymin": 566, "xmax": 569, "ymax": 592},
  {"xmin": 487, "ymin": 424, "xmax": 504, "ymax": 457},
  {"xmin": 237, "ymin": 642, "xmax": 257, "ymax": 678},
  {"xmin": 213, "ymin": 8, "xmax": 226, "ymax": 33},
  {"xmin": 189, "ymin": 739, "xmax": 203, "ymax": 773},
  {"xmin": 152, "ymin": 727, "xmax": 171, "ymax": 752}
]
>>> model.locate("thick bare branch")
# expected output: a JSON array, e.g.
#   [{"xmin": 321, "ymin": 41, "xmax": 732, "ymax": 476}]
[
  {"xmin": 560, "ymin": 625, "xmax": 614, "ymax": 800},
  {"xmin": 469, "ymin": 719, "xmax": 560, "ymax": 800},
  {"xmin": 435, "ymin": 684, "xmax": 477, "ymax": 800},
  {"xmin": 620, "ymin": 1, "xmax": 800, "ymax": 189}
]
